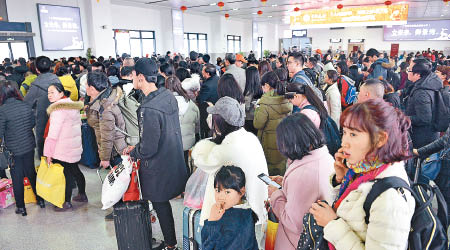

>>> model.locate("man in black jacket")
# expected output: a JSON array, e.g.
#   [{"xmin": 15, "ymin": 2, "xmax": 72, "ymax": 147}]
[
  {"xmin": 197, "ymin": 64, "xmax": 219, "ymax": 138},
  {"xmin": 405, "ymin": 58, "xmax": 442, "ymax": 148},
  {"xmin": 125, "ymin": 58, "xmax": 187, "ymax": 250}
]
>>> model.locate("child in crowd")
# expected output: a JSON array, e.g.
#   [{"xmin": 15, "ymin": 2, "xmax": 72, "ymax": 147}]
[{"xmin": 201, "ymin": 165, "xmax": 258, "ymax": 250}]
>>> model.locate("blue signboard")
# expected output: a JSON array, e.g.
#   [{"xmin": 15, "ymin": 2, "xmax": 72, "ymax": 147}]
[
  {"xmin": 37, "ymin": 4, "xmax": 84, "ymax": 51},
  {"xmin": 384, "ymin": 20, "xmax": 450, "ymax": 41}
]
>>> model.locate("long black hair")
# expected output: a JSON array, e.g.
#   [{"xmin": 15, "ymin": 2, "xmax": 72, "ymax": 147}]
[
  {"xmin": 165, "ymin": 76, "xmax": 190, "ymax": 102},
  {"xmin": 285, "ymin": 83, "xmax": 328, "ymax": 128},
  {"xmin": 175, "ymin": 67, "xmax": 191, "ymax": 82},
  {"xmin": 243, "ymin": 66, "xmax": 263, "ymax": 99},
  {"xmin": 261, "ymin": 71, "xmax": 285, "ymax": 96},
  {"xmin": 336, "ymin": 61, "xmax": 349, "ymax": 76},
  {"xmin": 276, "ymin": 113, "xmax": 325, "ymax": 160},
  {"xmin": 218, "ymin": 74, "xmax": 245, "ymax": 104}
]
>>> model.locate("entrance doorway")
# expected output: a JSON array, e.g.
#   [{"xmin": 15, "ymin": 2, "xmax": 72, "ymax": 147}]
[
  {"xmin": 348, "ymin": 43, "xmax": 364, "ymax": 53},
  {"xmin": 0, "ymin": 41, "xmax": 30, "ymax": 62}
]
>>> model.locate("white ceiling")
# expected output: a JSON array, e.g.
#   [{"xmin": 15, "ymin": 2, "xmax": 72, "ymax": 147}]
[{"xmin": 112, "ymin": 0, "xmax": 450, "ymax": 23}]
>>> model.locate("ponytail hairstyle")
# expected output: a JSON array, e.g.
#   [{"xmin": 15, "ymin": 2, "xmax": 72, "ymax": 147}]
[
  {"xmin": 285, "ymin": 83, "xmax": 328, "ymax": 128},
  {"xmin": 261, "ymin": 71, "xmax": 285, "ymax": 96},
  {"xmin": 49, "ymin": 82, "xmax": 71, "ymax": 98}
]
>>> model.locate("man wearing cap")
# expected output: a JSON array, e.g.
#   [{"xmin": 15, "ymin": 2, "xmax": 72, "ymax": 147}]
[
  {"xmin": 235, "ymin": 54, "xmax": 247, "ymax": 69},
  {"xmin": 124, "ymin": 58, "xmax": 187, "ymax": 250},
  {"xmin": 224, "ymin": 53, "xmax": 246, "ymax": 93}
]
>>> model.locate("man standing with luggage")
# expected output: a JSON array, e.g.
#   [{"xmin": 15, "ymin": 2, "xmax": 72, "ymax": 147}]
[{"xmin": 125, "ymin": 58, "xmax": 188, "ymax": 250}]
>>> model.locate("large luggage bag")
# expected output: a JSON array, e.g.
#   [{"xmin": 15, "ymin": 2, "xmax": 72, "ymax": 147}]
[
  {"xmin": 80, "ymin": 120, "xmax": 100, "ymax": 169},
  {"xmin": 183, "ymin": 207, "xmax": 203, "ymax": 250},
  {"xmin": 113, "ymin": 200, "xmax": 153, "ymax": 250}
]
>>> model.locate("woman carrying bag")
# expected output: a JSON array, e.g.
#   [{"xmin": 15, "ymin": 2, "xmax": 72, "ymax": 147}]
[
  {"xmin": 44, "ymin": 82, "xmax": 85, "ymax": 211},
  {"xmin": 0, "ymin": 80, "xmax": 45, "ymax": 216}
]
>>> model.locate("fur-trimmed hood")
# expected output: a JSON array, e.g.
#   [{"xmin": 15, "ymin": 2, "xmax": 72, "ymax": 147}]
[{"xmin": 47, "ymin": 98, "xmax": 84, "ymax": 115}]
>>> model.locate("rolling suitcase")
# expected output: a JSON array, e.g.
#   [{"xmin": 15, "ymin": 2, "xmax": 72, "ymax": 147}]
[
  {"xmin": 183, "ymin": 207, "xmax": 203, "ymax": 250},
  {"xmin": 113, "ymin": 200, "xmax": 153, "ymax": 250},
  {"xmin": 80, "ymin": 121, "xmax": 100, "ymax": 169}
]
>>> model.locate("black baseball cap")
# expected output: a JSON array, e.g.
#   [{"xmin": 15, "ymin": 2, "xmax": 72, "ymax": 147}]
[{"xmin": 134, "ymin": 58, "xmax": 158, "ymax": 77}]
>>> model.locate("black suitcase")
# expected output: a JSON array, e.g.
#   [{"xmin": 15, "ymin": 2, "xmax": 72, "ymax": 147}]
[{"xmin": 113, "ymin": 200, "xmax": 153, "ymax": 250}]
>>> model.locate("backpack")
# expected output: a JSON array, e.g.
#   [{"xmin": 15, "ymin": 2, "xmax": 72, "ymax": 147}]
[
  {"xmin": 338, "ymin": 76, "xmax": 357, "ymax": 106},
  {"xmin": 304, "ymin": 68, "xmax": 320, "ymax": 89},
  {"xmin": 364, "ymin": 176, "xmax": 448, "ymax": 250},
  {"xmin": 117, "ymin": 89, "xmax": 140, "ymax": 146},
  {"xmin": 432, "ymin": 86, "xmax": 450, "ymax": 132},
  {"xmin": 303, "ymin": 105, "xmax": 341, "ymax": 156}
]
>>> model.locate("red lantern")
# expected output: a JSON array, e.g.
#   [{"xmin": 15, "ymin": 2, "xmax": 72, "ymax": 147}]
[
  {"xmin": 257, "ymin": 10, "xmax": 263, "ymax": 15},
  {"xmin": 384, "ymin": 0, "xmax": 392, "ymax": 5},
  {"xmin": 218, "ymin": 2, "xmax": 224, "ymax": 9},
  {"xmin": 261, "ymin": 0, "xmax": 267, "ymax": 5},
  {"xmin": 337, "ymin": 4, "xmax": 343, "ymax": 9},
  {"xmin": 180, "ymin": 6, "xmax": 187, "ymax": 12},
  {"xmin": 294, "ymin": 7, "xmax": 300, "ymax": 12},
  {"xmin": 444, "ymin": 0, "xmax": 449, "ymax": 5},
  {"xmin": 225, "ymin": 13, "xmax": 230, "ymax": 19}
]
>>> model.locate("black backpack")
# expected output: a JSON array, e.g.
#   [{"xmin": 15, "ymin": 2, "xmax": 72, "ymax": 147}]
[
  {"xmin": 302, "ymin": 105, "xmax": 341, "ymax": 156},
  {"xmin": 364, "ymin": 176, "xmax": 448, "ymax": 250},
  {"xmin": 432, "ymin": 86, "xmax": 450, "ymax": 132},
  {"xmin": 304, "ymin": 68, "xmax": 320, "ymax": 88}
]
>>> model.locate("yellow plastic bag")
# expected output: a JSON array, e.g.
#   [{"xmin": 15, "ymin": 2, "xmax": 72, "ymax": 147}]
[
  {"xmin": 24, "ymin": 177, "xmax": 36, "ymax": 204},
  {"xmin": 36, "ymin": 157, "xmax": 65, "ymax": 208},
  {"xmin": 265, "ymin": 208, "xmax": 279, "ymax": 250}
]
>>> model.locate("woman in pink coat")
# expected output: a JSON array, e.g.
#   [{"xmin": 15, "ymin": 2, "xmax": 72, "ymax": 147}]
[
  {"xmin": 268, "ymin": 113, "xmax": 334, "ymax": 250},
  {"xmin": 44, "ymin": 82, "xmax": 85, "ymax": 211}
]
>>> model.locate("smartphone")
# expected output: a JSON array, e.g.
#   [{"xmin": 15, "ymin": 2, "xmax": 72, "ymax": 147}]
[{"xmin": 258, "ymin": 173, "xmax": 281, "ymax": 189}]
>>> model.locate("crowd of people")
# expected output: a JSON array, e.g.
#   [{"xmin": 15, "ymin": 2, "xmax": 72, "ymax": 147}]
[{"xmin": 0, "ymin": 46, "xmax": 449, "ymax": 249}]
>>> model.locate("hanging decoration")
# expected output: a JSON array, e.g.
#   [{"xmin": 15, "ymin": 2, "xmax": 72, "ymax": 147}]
[
  {"xmin": 294, "ymin": 7, "xmax": 300, "ymax": 12},
  {"xmin": 225, "ymin": 13, "xmax": 230, "ymax": 19},
  {"xmin": 444, "ymin": 0, "xmax": 449, "ymax": 6},
  {"xmin": 384, "ymin": 1, "xmax": 392, "ymax": 5},
  {"xmin": 257, "ymin": 10, "xmax": 263, "ymax": 15},
  {"xmin": 261, "ymin": 0, "xmax": 267, "ymax": 6},
  {"xmin": 218, "ymin": 2, "xmax": 225, "ymax": 9},
  {"xmin": 97, "ymin": 0, "xmax": 100, "ymax": 2},
  {"xmin": 337, "ymin": 4, "xmax": 343, "ymax": 9},
  {"xmin": 180, "ymin": 6, "xmax": 187, "ymax": 12}
]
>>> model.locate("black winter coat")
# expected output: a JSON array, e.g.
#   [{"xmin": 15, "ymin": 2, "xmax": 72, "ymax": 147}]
[
  {"xmin": 197, "ymin": 75, "xmax": 219, "ymax": 105},
  {"xmin": 383, "ymin": 92, "xmax": 401, "ymax": 110},
  {"xmin": 418, "ymin": 125, "xmax": 450, "ymax": 160},
  {"xmin": 405, "ymin": 73, "xmax": 442, "ymax": 148},
  {"xmin": 130, "ymin": 87, "xmax": 188, "ymax": 202},
  {"xmin": 0, "ymin": 98, "xmax": 36, "ymax": 156}
]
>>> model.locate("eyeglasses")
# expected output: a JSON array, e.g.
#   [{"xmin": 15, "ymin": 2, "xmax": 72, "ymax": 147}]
[
  {"xmin": 408, "ymin": 70, "xmax": 413, "ymax": 73},
  {"xmin": 284, "ymin": 92, "xmax": 297, "ymax": 99}
]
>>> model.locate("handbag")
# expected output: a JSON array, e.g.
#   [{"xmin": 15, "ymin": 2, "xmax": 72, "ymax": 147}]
[
  {"xmin": 0, "ymin": 140, "xmax": 10, "ymax": 171},
  {"xmin": 420, "ymin": 148, "xmax": 449, "ymax": 182},
  {"xmin": 183, "ymin": 168, "xmax": 208, "ymax": 209},
  {"xmin": 36, "ymin": 157, "xmax": 66, "ymax": 208},
  {"xmin": 24, "ymin": 177, "xmax": 37, "ymax": 204},
  {"xmin": 122, "ymin": 160, "xmax": 140, "ymax": 202},
  {"xmin": 297, "ymin": 213, "xmax": 329, "ymax": 250},
  {"xmin": 265, "ymin": 207, "xmax": 279, "ymax": 250},
  {"xmin": 100, "ymin": 155, "xmax": 133, "ymax": 210}
]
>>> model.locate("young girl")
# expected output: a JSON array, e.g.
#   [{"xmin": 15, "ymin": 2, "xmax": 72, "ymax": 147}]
[{"xmin": 201, "ymin": 165, "xmax": 259, "ymax": 250}]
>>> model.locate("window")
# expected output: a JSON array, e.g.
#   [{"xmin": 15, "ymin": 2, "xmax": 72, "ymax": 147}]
[
  {"xmin": 227, "ymin": 35, "xmax": 241, "ymax": 53},
  {"xmin": 184, "ymin": 33, "xmax": 208, "ymax": 56},
  {"xmin": 114, "ymin": 30, "xmax": 156, "ymax": 57}
]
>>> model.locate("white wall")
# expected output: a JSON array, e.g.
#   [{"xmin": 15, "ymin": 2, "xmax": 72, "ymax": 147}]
[
  {"xmin": 258, "ymin": 22, "xmax": 279, "ymax": 53},
  {"xmin": 6, "ymin": 0, "xmax": 91, "ymax": 59},
  {"xmin": 279, "ymin": 24, "xmax": 450, "ymax": 54}
]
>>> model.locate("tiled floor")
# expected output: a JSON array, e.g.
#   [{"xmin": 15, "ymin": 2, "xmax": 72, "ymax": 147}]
[{"xmin": 0, "ymin": 166, "xmax": 185, "ymax": 250}]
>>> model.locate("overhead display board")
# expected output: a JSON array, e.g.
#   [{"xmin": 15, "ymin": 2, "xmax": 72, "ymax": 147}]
[
  {"xmin": 384, "ymin": 20, "xmax": 450, "ymax": 41},
  {"xmin": 292, "ymin": 29, "xmax": 308, "ymax": 38},
  {"xmin": 37, "ymin": 4, "xmax": 84, "ymax": 51},
  {"xmin": 290, "ymin": 4, "xmax": 408, "ymax": 28}
]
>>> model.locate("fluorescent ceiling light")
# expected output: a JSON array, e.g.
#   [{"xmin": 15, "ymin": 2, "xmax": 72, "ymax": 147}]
[
  {"xmin": 252, "ymin": 12, "xmax": 257, "ymax": 14},
  {"xmin": 272, "ymin": 4, "xmax": 277, "ymax": 7},
  {"xmin": 210, "ymin": 3, "xmax": 216, "ymax": 5},
  {"xmin": 268, "ymin": 16, "xmax": 273, "ymax": 17},
  {"xmin": 233, "ymin": 8, "xmax": 239, "ymax": 10}
]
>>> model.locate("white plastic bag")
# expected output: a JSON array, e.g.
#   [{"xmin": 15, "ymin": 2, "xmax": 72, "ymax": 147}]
[
  {"xmin": 183, "ymin": 169, "xmax": 208, "ymax": 209},
  {"xmin": 101, "ymin": 155, "xmax": 133, "ymax": 210}
]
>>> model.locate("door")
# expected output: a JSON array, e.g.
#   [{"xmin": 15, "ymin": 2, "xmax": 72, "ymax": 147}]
[
  {"xmin": 0, "ymin": 41, "xmax": 30, "ymax": 62},
  {"xmin": 0, "ymin": 42, "xmax": 10, "ymax": 62}
]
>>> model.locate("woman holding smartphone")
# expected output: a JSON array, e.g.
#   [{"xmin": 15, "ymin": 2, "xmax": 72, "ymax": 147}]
[
  {"xmin": 268, "ymin": 113, "xmax": 334, "ymax": 250},
  {"xmin": 310, "ymin": 99, "xmax": 415, "ymax": 249}
]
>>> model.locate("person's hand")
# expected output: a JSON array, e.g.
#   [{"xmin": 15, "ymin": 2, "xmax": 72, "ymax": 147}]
[
  {"xmin": 209, "ymin": 202, "xmax": 225, "ymax": 221},
  {"xmin": 123, "ymin": 146, "xmax": 135, "ymax": 155},
  {"xmin": 47, "ymin": 157, "xmax": 52, "ymax": 166},
  {"xmin": 309, "ymin": 200, "xmax": 337, "ymax": 227},
  {"xmin": 270, "ymin": 175, "xmax": 283, "ymax": 186},
  {"xmin": 362, "ymin": 71, "xmax": 369, "ymax": 77},
  {"xmin": 268, "ymin": 185, "xmax": 279, "ymax": 196},
  {"xmin": 413, "ymin": 149, "xmax": 419, "ymax": 156},
  {"xmin": 100, "ymin": 161, "xmax": 110, "ymax": 169},
  {"xmin": 206, "ymin": 102, "xmax": 214, "ymax": 107},
  {"xmin": 334, "ymin": 148, "xmax": 349, "ymax": 183}
]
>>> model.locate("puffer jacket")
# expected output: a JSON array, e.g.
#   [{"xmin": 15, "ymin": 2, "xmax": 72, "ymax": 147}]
[
  {"xmin": 324, "ymin": 162, "xmax": 415, "ymax": 250},
  {"xmin": 0, "ymin": 98, "xmax": 36, "ymax": 156},
  {"xmin": 44, "ymin": 98, "xmax": 83, "ymax": 163},
  {"xmin": 253, "ymin": 90, "xmax": 292, "ymax": 175},
  {"xmin": 405, "ymin": 73, "xmax": 442, "ymax": 148},
  {"xmin": 58, "ymin": 74, "xmax": 79, "ymax": 101},
  {"xmin": 181, "ymin": 74, "xmax": 201, "ymax": 100},
  {"xmin": 174, "ymin": 93, "xmax": 200, "ymax": 151},
  {"xmin": 86, "ymin": 88, "xmax": 127, "ymax": 161},
  {"xmin": 20, "ymin": 74, "xmax": 37, "ymax": 97}
]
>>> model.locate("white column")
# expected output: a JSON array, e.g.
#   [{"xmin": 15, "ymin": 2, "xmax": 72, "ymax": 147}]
[{"xmin": 84, "ymin": 0, "xmax": 115, "ymax": 57}]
